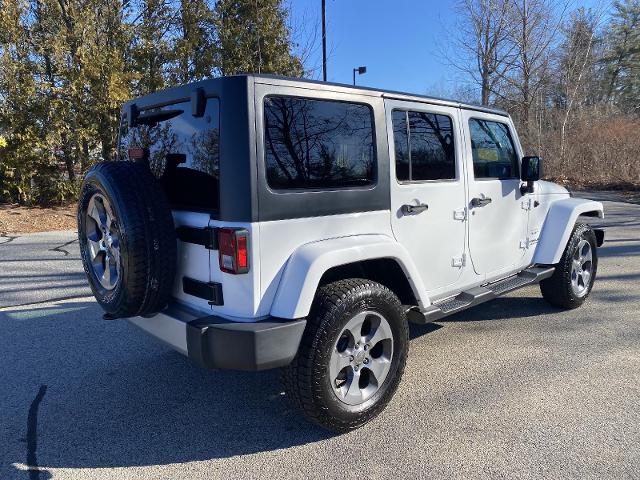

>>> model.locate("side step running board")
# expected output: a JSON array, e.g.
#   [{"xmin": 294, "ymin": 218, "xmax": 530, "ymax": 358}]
[{"xmin": 410, "ymin": 266, "xmax": 555, "ymax": 324}]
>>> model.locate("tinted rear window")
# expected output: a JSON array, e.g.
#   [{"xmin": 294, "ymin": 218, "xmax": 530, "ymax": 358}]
[
  {"xmin": 264, "ymin": 96, "xmax": 376, "ymax": 190},
  {"xmin": 118, "ymin": 99, "xmax": 220, "ymax": 212},
  {"xmin": 392, "ymin": 110, "xmax": 456, "ymax": 181}
]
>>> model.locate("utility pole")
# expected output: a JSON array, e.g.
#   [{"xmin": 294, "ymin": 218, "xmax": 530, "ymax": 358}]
[{"xmin": 322, "ymin": 0, "xmax": 327, "ymax": 81}]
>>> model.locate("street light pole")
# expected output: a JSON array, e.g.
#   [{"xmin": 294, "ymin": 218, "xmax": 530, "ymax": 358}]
[
  {"xmin": 353, "ymin": 66, "xmax": 367, "ymax": 85},
  {"xmin": 322, "ymin": 0, "xmax": 327, "ymax": 81}
]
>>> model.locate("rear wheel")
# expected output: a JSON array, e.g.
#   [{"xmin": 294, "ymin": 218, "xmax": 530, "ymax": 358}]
[
  {"xmin": 282, "ymin": 279, "xmax": 409, "ymax": 432},
  {"xmin": 540, "ymin": 223, "xmax": 598, "ymax": 309}
]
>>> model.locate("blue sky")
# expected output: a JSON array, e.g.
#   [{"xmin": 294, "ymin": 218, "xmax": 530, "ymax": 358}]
[{"xmin": 288, "ymin": 0, "xmax": 608, "ymax": 98}]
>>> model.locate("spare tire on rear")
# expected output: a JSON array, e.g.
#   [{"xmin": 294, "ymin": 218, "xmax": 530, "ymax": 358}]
[{"xmin": 77, "ymin": 161, "xmax": 177, "ymax": 318}]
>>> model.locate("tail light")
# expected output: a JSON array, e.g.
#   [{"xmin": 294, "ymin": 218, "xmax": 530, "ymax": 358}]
[{"xmin": 218, "ymin": 228, "xmax": 249, "ymax": 274}]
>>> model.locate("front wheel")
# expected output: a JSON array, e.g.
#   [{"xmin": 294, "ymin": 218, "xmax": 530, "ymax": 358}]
[
  {"xmin": 540, "ymin": 223, "xmax": 598, "ymax": 309},
  {"xmin": 282, "ymin": 279, "xmax": 409, "ymax": 433}
]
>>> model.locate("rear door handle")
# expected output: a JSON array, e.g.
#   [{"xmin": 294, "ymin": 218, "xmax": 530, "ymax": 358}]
[
  {"xmin": 401, "ymin": 203, "xmax": 429, "ymax": 215},
  {"xmin": 471, "ymin": 197, "xmax": 492, "ymax": 208}
]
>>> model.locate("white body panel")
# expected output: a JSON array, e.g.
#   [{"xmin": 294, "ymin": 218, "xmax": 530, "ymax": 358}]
[
  {"xmin": 208, "ymin": 219, "xmax": 261, "ymax": 321},
  {"xmin": 533, "ymin": 198, "xmax": 604, "ymax": 264},
  {"xmin": 522, "ymin": 181, "xmax": 572, "ymax": 266},
  {"xmin": 258, "ymin": 211, "xmax": 396, "ymax": 317},
  {"xmin": 170, "ymin": 98, "xmax": 603, "ymax": 322},
  {"xmin": 459, "ymin": 110, "xmax": 529, "ymax": 278},
  {"xmin": 172, "ymin": 211, "xmax": 211, "ymax": 311},
  {"xmin": 385, "ymin": 100, "xmax": 468, "ymax": 296},
  {"xmin": 173, "ymin": 212, "xmax": 261, "ymax": 321},
  {"xmin": 269, "ymin": 234, "xmax": 429, "ymax": 319}
]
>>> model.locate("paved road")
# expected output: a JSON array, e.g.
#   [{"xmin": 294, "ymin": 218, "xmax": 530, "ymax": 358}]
[
  {"xmin": 0, "ymin": 232, "xmax": 89, "ymax": 308},
  {"xmin": 1, "ymin": 198, "xmax": 639, "ymax": 480}
]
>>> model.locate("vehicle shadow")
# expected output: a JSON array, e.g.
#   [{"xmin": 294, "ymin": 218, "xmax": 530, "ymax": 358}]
[
  {"xmin": 409, "ymin": 295, "xmax": 559, "ymax": 340},
  {"xmin": 1, "ymin": 301, "xmax": 333, "ymax": 476},
  {"xmin": 440, "ymin": 296, "xmax": 561, "ymax": 323}
]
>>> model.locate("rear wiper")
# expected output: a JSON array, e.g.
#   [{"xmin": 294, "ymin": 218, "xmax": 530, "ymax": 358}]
[{"xmin": 136, "ymin": 109, "xmax": 183, "ymax": 126}]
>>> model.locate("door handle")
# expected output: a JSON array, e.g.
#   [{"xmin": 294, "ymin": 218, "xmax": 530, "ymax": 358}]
[
  {"xmin": 471, "ymin": 197, "xmax": 492, "ymax": 208},
  {"xmin": 401, "ymin": 203, "xmax": 429, "ymax": 215}
]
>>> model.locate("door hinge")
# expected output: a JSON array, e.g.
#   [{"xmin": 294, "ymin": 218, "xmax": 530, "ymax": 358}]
[
  {"xmin": 452, "ymin": 254, "xmax": 466, "ymax": 267},
  {"xmin": 183, "ymin": 277, "xmax": 224, "ymax": 305},
  {"xmin": 521, "ymin": 198, "xmax": 532, "ymax": 211},
  {"xmin": 176, "ymin": 226, "xmax": 218, "ymax": 250},
  {"xmin": 520, "ymin": 237, "xmax": 538, "ymax": 249},
  {"xmin": 453, "ymin": 208, "xmax": 467, "ymax": 221}
]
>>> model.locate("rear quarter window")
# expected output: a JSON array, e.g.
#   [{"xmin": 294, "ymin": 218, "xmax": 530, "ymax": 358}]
[
  {"xmin": 263, "ymin": 96, "xmax": 376, "ymax": 190},
  {"xmin": 119, "ymin": 99, "xmax": 220, "ymax": 212}
]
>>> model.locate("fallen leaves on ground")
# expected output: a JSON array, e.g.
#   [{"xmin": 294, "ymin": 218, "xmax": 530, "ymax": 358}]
[{"xmin": 0, "ymin": 203, "xmax": 77, "ymax": 235}]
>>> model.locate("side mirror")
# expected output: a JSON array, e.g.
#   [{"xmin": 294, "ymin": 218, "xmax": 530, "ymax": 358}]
[{"xmin": 520, "ymin": 156, "xmax": 542, "ymax": 194}]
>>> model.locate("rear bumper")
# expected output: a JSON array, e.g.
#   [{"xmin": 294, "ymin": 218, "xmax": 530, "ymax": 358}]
[{"xmin": 128, "ymin": 303, "xmax": 306, "ymax": 371}]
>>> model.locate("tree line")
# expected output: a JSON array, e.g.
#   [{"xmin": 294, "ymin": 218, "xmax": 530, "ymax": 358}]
[
  {"xmin": 1, "ymin": 0, "xmax": 639, "ymax": 206},
  {"xmin": 446, "ymin": 0, "xmax": 640, "ymax": 188},
  {"xmin": 0, "ymin": 0, "xmax": 302, "ymax": 205}
]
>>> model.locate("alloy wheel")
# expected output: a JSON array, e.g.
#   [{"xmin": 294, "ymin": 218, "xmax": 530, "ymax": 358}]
[
  {"xmin": 570, "ymin": 239, "xmax": 593, "ymax": 297},
  {"xmin": 329, "ymin": 311, "xmax": 394, "ymax": 406},
  {"xmin": 85, "ymin": 193, "xmax": 121, "ymax": 290}
]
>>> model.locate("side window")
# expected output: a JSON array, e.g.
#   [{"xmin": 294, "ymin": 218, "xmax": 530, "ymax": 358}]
[
  {"xmin": 469, "ymin": 119, "xmax": 519, "ymax": 179},
  {"xmin": 119, "ymin": 99, "xmax": 220, "ymax": 211},
  {"xmin": 264, "ymin": 96, "xmax": 376, "ymax": 190},
  {"xmin": 392, "ymin": 110, "xmax": 456, "ymax": 182},
  {"xmin": 392, "ymin": 110, "xmax": 410, "ymax": 181}
]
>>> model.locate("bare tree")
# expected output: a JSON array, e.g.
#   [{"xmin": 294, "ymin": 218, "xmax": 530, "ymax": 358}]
[
  {"xmin": 556, "ymin": 8, "xmax": 603, "ymax": 167},
  {"xmin": 443, "ymin": 0, "xmax": 515, "ymax": 105},
  {"xmin": 501, "ymin": 0, "xmax": 569, "ymax": 124}
]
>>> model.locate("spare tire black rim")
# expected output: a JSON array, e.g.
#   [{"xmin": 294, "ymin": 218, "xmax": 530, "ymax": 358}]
[{"xmin": 85, "ymin": 193, "xmax": 121, "ymax": 290}]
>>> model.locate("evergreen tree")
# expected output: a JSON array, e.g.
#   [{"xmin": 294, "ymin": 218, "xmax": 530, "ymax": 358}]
[
  {"xmin": 213, "ymin": 0, "xmax": 303, "ymax": 77},
  {"xmin": 0, "ymin": 0, "xmax": 305, "ymax": 205},
  {"xmin": 603, "ymin": 0, "xmax": 640, "ymax": 113},
  {"xmin": 169, "ymin": 0, "xmax": 217, "ymax": 84},
  {"xmin": 131, "ymin": 0, "xmax": 172, "ymax": 95}
]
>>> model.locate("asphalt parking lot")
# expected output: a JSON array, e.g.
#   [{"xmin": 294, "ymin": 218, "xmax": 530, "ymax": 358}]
[{"xmin": 1, "ymin": 196, "xmax": 639, "ymax": 480}]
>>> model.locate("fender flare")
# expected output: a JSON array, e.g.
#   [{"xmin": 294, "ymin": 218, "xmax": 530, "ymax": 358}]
[
  {"xmin": 533, "ymin": 197, "xmax": 604, "ymax": 265},
  {"xmin": 269, "ymin": 234, "xmax": 430, "ymax": 319}
]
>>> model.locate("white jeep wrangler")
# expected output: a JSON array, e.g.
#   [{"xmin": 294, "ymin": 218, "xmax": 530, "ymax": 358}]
[{"xmin": 78, "ymin": 75, "xmax": 604, "ymax": 432}]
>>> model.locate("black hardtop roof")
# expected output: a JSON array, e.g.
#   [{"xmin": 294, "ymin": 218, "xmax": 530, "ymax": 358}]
[
  {"xmin": 247, "ymin": 73, "xmax": 509, "ymax": 117},
  {"xmin": 124, "ymin": 73, "xmax": 509, "ymax": 118}
]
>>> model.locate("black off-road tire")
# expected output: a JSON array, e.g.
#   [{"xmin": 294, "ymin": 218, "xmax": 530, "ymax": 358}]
[
  {"xmin": 78, "ymin": 161, "xmax": 176, "ymax": 318},
  {"xmin": 540, "ymin": 222, "xmax": 598, "ymax": 309},
  {"xmin": 281, "ymin": 279, "xmax": 409, "ymax": 433}
]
